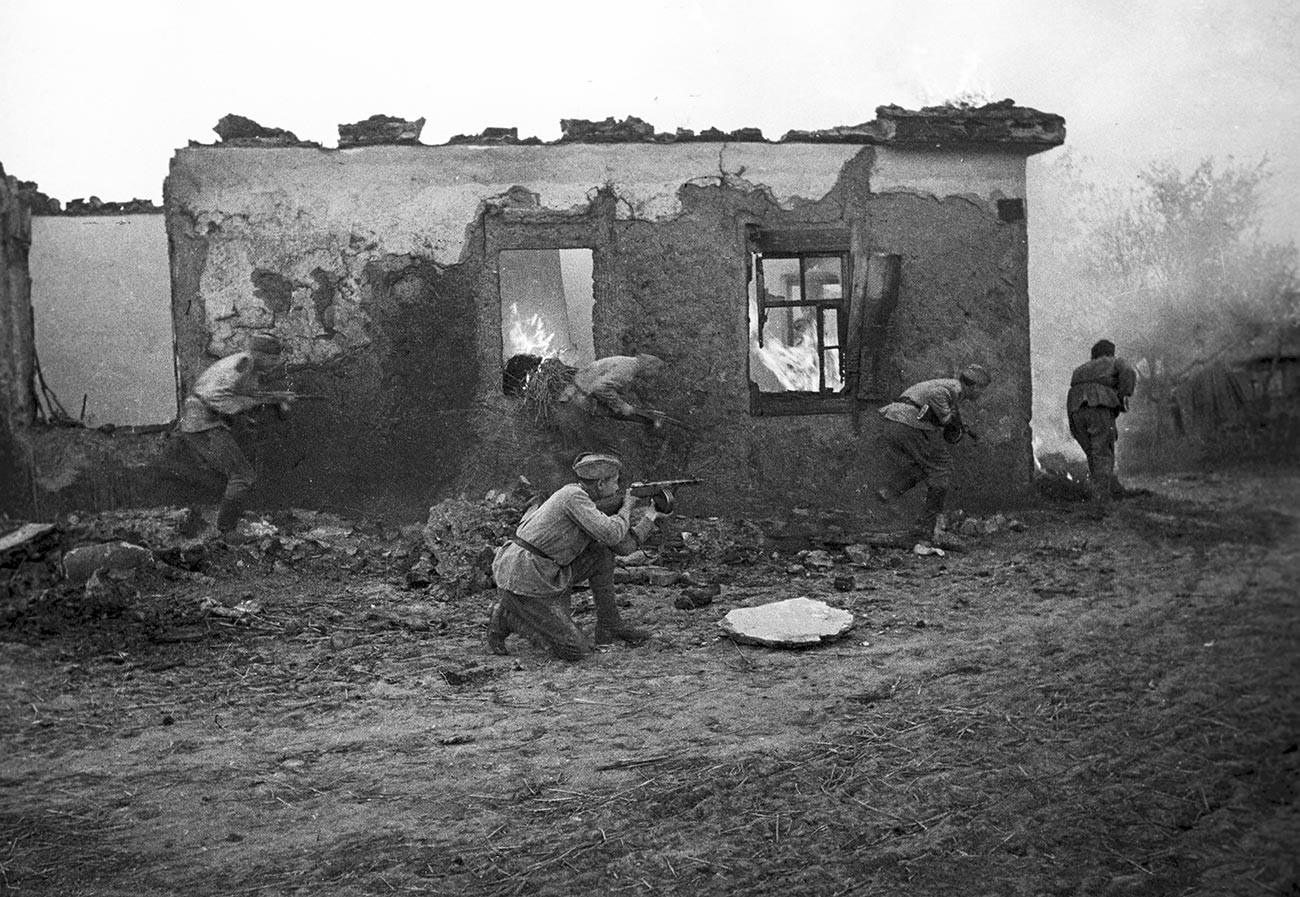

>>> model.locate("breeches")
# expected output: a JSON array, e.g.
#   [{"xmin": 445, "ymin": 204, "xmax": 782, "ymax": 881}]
[
  {"xmin": 497, "ymin": 541, "xmax": 614, "ymax": 660},
  {"xmin": 178, "ymin": 429, "xmax": 255, "ymax": 501},
  {"xmin": 879, "ymin": 420, "xmax": 953, "ymax": 494},
  {"xmin": 1068, "ymin": 405, "xmax": 1117, "ymax": 486}
]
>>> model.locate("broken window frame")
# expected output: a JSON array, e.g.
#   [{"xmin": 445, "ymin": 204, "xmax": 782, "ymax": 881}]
[{"xmin": 747, "ymin": 227, "xmax": 854, "ymax": 416}]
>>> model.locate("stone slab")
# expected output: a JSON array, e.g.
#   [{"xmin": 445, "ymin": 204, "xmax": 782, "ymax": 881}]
[{"xmin": 721, "ymin": 596, "xmax": 854, "ymax": 648}]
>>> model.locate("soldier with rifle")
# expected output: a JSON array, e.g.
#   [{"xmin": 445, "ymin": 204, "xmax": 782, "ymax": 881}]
[
  {"xmin": 487, "ymin": 453, "xmax": 695, "ymax": 661},
  {"xmin": 176, "ymin": 333, "xmax": 315, "ymax": 538},
  {"xmin": 874, "ymin": 364, "xmax": 992, "ymax": 544},
  {"xmin": 560, "ymin": 353, "xmax": 674, "ymax": 432}
]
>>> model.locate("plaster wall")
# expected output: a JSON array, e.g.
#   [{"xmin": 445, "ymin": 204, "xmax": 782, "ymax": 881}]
[{"xmin": 163, "ymin": 142, "xmax": 1036, "ymax": 521}]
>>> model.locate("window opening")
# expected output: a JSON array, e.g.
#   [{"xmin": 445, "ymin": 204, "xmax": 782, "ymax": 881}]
[
  {"xmin": 29, "ymin": 214, "xmax": 175, "ymax": 425},
  {"xmin": 748, "ymin": 247, "xmax": 851, "ymax": 403},
  {"xmin": 499, "ymin": 248, "xmax": 595, "ymax": 395}
]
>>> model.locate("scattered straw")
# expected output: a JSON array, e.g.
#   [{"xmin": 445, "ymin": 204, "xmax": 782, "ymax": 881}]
[{"xmin": 522, "ymin": 359, "xmax": 576, "ymax": 426}]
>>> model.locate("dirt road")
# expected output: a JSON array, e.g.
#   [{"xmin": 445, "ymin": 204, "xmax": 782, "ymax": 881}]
[{"xmin": 2, "ymin": 468, "xmax": 1297, "ymax": 896}]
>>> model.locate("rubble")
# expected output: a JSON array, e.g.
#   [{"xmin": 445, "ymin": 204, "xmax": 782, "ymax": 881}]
[
  {"xmin": 559, "ymin": 116, "xmax": 655, "ymax": 143},
  {"xmin": 337, "ymin": 114, "xmax": 426, "ymax": 148},
  {"xmin": 843, "ymin": 544, "xmax": 873, "ymax": 565},
  {"xmin": 422, "ymin": 497, "xmax": 524, "ymax": 599},
  {"xmin": 1, "ymin": 523, "xmax": 62, "ymax": 620},
  {"xmin": 446, "ymin": 127, "xmax": 534, "ymax": 146},
  {"xmin": 674, "ymin": 584, "xmax": 720, "ymax": 610},
  {"xmin": 614, "ymin": 566, "xmax": 681, "ymax": 587},
  {"xmin": 211, "ymin": 114, "xmax": 319, "ymax": 147},
  {"xmin": 721, "ymin": 596, "xmax": 855, "ymax": 648},
  {"xmin": 62, "ymin": 541, "xmax": 153, "ymax": 585}
]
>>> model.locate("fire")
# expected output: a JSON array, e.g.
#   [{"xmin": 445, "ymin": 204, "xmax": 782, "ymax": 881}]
[
  {"xmin": 506, "ymin": 303, "xmax": 557, "ymax": 359},
  {"xmin": 754, "ymin": 330, "xmax": 842, "ymax": 392}
]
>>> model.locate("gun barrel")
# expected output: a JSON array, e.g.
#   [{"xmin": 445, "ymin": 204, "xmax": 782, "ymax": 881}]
[{"xmin": 628, "ymin": 478, "xmax": 702, "ymax": 496}]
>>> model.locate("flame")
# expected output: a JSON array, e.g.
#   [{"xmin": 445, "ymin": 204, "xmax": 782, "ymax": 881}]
[
  {"xmin": 754, "ymin": 330, "xmax": 842, "ymax": 392},
  {"xmin": 506, "ymin": 302, "xmax": 557, "ymax": 358},
  {"xmin": 1032, "ymin": 434, "xmax": 1044, "ymax": 472}
]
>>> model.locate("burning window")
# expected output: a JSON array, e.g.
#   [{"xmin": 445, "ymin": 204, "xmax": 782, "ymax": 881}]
[
  {"xmin": 747, "ymin": 229, "xmax": 852, "ymax": 412},
  {"xmin": 499, "ymin": 249, "xmax": 595, "ymax": 394}
]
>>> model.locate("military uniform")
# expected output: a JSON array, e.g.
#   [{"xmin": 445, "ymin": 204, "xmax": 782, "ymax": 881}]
[
  {"xmin": 177, "ymin": 337, "xmax": 284, "ymax": 533},
  {"xmin": 1067, "ymin": 350, "xmax": 1138, "ymax": 504},
  {"xmin": 875, "ymin": 365, "xmax": 990, "ymax": 540},
  {"xmin": 488, "ymin": 454, "xmax": 658, "ymax": 660}
]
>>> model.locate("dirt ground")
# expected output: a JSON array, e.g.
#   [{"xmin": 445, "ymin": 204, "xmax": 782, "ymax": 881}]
[{"xmin": 2, "ymin": 467, "xmax": 1298, "ymax": 896}]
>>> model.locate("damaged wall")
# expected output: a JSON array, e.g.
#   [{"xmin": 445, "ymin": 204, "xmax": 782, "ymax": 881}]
[
  {"xmin": 161, "ymin": 116, "xmax": 1055, "ymax": 521},
  {"xmin": 1, "ymin": 164, "xmax": 36, "ymax": 517},
  {"xmin": 2, "ymin": 104, "xmax": 1063, "ymax": 523}
]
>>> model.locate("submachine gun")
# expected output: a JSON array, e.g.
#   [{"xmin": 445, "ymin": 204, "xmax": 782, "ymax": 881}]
[
  {"xmin": 628, "ymin": 478, "xmax": 702, "ymax": 513},
  {"xmin": 594, "ymin": 478, "xmax": 702, "ymax": 515}
]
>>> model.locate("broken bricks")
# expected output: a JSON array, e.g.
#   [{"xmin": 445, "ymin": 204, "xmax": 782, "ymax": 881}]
[{"xmin": 673, "ymin": 584, "xmax": 721, "ymax": 610}]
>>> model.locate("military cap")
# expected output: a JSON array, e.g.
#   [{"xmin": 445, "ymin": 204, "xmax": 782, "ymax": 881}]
[
  {"xmin": 572, "ymin": 452, "xmax": 622, "ymax": 480},
  {"xmin": 959, "ymin": 363, "xmax": 991, "ymax": 387}
]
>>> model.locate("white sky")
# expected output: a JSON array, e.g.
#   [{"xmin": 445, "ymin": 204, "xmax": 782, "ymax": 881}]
[{"xmin": 1, "ymin": 0, "xmax": 1298, "ymax": 240}]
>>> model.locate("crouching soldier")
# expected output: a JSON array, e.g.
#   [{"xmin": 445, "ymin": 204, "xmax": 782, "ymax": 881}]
[
  {"xmin": 177, "ymin": 333, "xmax": 294, "ymax": 537},
  {"xmin": 874, "ymin": 364, "xmax": 991, "ymax": 542},
  {"xmin": 562, "ymin": 353, "xmax": 669, "ymax": 430},
  {"xmin": 487, "ymin": 452, "xmax": 664, "ymax": 660}
]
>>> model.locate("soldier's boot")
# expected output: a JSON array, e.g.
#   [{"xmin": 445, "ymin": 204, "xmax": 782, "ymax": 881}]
[
  {"xmin": 592, "ymin": 582, "xmax": 650, "ymax": 646},
  {"xmin": 1088, "ymin": 470, "xmax": 1112, "ymax": 518},
  {"xmin": 486, "ymin": 596, "xmax": 511, "ymax": 655},
  {"xmin": 215, "ymin": 496, "xmax": 245, "ymax": 535},
  {"xmin": 912, "ymin": 486, "xmax": 948, "ymax": 542}
]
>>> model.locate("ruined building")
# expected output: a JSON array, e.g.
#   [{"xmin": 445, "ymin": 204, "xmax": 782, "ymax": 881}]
[{"xmin": 2, "ymin": 102, "xmax": 1066, "ymax": 521}]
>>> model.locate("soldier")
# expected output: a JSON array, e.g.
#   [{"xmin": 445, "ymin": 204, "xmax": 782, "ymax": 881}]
[
  {"xmin": 874, "ymin": 364, "xmax": 992, "ymax": 542},
  {"xmin": 1067, "ymin": 339, "xmax": 1138, "ymax": 508},
  {"xmin": 176, "ymin": 334, "xmax": 294, "ymax": 537},
  {"xmin": 487, "ymin": 452, "xmax": 665, "ymax": 660},
  {"xmin": 562, "ymin": 353, "xmax": 668, "ymax": 430}
]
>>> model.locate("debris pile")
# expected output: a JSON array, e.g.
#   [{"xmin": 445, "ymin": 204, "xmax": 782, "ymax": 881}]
[
  {"xmin": 422, "ymin": 492, "xmax": 532, "ymax": 599},
  {"xmin": 0, "ymin": 523, "xmax": 62, "ymax": 623}
]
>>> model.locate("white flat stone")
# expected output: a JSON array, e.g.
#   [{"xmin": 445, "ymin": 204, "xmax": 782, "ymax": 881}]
[{"xmin": 721, "ymin": 596, "xmax": 855, "ymax": 648}]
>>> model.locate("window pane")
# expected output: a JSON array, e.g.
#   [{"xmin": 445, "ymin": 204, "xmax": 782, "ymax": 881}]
[
  {"xmin": 823, "ymin": 307, "xmax": 840, "ymax": 348},
  {"xmin": 823, "ymin": 347, "xmax": 843, "ymax": 390},
  {"xmin": 804, "ymin": 256, "xmax": 843, "ymax": 302},
  {"xmin": 748, "ymin": 250, "xmax": 848, "ymax": 398},
  {"xmin": 760, "ymin": 257, "xmax": 801, "ymax": 303}
]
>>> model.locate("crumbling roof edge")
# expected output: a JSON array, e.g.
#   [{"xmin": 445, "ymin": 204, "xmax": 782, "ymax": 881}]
[{"xmin": 188, "ymin": 100, "xmax": 1067, "ymax": 152}]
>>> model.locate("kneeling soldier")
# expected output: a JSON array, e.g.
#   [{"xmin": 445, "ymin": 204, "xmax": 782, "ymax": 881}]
[{"xmin": 487, "ymin": 452, "xmax": 663, "ymax": 660}]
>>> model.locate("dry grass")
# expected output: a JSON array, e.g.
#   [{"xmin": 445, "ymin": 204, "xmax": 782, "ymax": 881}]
[{"xmin": 523, "ymin": 359, "xmax": 577, "ymax": 426}]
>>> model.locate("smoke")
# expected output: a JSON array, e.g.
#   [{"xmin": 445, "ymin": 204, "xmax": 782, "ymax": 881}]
[{"xmin": 1029, "ymin": 149, "xmax": 1300, "ymax": 465}]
